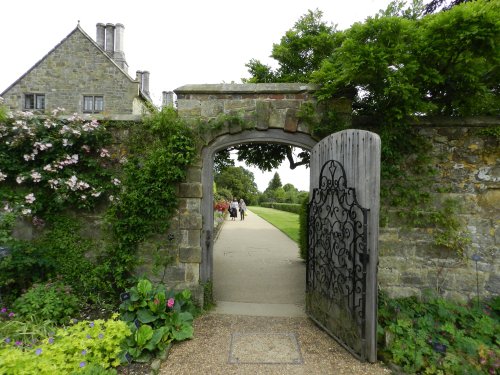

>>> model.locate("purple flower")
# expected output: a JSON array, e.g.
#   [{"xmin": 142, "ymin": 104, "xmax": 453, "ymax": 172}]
[
  {"xmin": 81, "ymin": 349, "xmax": 87, "ymax": 355},
  {"xmin": 48, "ymin": 337, "xmax": 54, "ymax": 344},
  {"xmin": 80, "ymin": 361, "xmax": 86, "ymax": 368},
  {"xmin": 0, "ymin": 307, "xmax": 6, "ymax": 313},
  {"xmin": 98, "ymin": 333, "xmax": 104, "ymax": 339},
  {"xmin": 4, "ymin": 338, "xmax": 10, "ymax": 344},
  {"xmin": 35, "ymin": 348, "xmax": 42, "ymax": 355},
  {"xmin": 8, "ymin": 312, "xmax": 14, "ymax": 318},
  {"xmin": 89, "ymin": 322, "xmax": 94, "ymax": 328},
  {"xmin": 15, "ymin": 341, "xmax": 22, "ymax": 346}
]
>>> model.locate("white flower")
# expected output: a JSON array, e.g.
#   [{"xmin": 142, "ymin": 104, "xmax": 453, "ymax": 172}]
[
  {"xmin": 43, "ymin": 164, "xmax": 54, "ymax": 172},
  {"xmin": 109, "ymin": 195, "xmax": 115, "ymax": 202},
  {"xmin": 112, "ymin": 178, "xmax": 121, "ymax": 186},
  {"xmin": 66, "ymin": 175, "xmax": 78, "ymax": 191},
  {"xmin": 23, "ymin": 154, "xmax": 32, "ymax": 161},
  {"xmin": 22, "ymin": 208, "xmax": 31, "ymax": 215},
  {"xmin": 100, "ymin": 148, "xmax": 110, "ymax": 158},
  {"xmin": 3, "ymin": 203, "xmax": 12, "ymax": 212},
  {"xmin": 0, "ymin": 171, "xmax": 7, "ymax": 181},
  {"xmin": 30, "ymin": 171, "xmax": 42, "ymax": 182},
  {"xmin": 91, "ymin": 191, "xmax": 102, "ymax": 197},
  {"xmin": 81, "ymin": 145, "xmax": 91, "ymax": 152},
  {"xmin": 48, "ymin": 179, "xmax": 59, "ymax": 189},
  {"xmin": 16, "ymin": 176, "xmax": 25, "ymax": 184},
  {"xmin": 25, "ymin": 193, "xmax": 36, "ymax": 204}
]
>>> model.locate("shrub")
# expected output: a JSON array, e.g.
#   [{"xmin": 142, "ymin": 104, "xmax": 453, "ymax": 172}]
[
  {"xmin": 119, "ymin": 278, "xmax": 197, "ymax": 362},
  {"xmin": 378, "ymin": 291, "xmax": 500, "ymax": 374},
  {"xmin": 298, "ymin": 196, "xmax": 309, "ymax": 261},
  {"xmin": 0, "ymin": 315, "xmax": 129, "ymax": 374},
  {"xmin": 12, "ymin": 280, "xmax": 80, "ymax": 325},
  {"xmin": 260, "ymin": 202, "xmax": 301, "ymax": 214}
]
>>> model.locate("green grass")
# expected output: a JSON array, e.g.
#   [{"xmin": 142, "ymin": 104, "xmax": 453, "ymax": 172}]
[{"xmin": 248, "ymin": 206, "xmax": 300, "ymax": 243}]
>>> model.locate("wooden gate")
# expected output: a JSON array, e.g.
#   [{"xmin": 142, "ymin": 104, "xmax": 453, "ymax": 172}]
[{"xmin": 306, "ymin": 129, "xmax": 380, "ymax": 362}]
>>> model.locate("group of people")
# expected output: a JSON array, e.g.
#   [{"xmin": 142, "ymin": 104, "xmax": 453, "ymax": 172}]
[{"xmin": 229, "ymin": 198, "xmax": 246, "ymax": 221}]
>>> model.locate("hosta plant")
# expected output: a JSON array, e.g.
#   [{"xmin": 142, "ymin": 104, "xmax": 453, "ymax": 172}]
[{"xmin": 118, "ymin": 277, "xmax": 196, "ymax": 362}]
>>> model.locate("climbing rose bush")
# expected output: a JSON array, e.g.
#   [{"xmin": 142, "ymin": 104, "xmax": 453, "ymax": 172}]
[{"xmin": 0, "ymin": 101, "xmax": 121, "ymax": 218}]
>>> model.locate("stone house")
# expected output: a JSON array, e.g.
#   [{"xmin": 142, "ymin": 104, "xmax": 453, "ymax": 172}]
[{"xmin": 1, "ymin": 22, "xmax": 152, "ymax": 118}]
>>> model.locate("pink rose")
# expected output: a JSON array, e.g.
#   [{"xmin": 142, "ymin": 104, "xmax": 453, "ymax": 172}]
[{"xmin": 167, "ymin": 298, "xmax": 175, "ymax": 308}]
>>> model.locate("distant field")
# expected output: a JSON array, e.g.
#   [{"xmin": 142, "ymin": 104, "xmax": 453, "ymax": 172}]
[{"xmin": 248, "ymin": 206, "xmax": 300, "ymax": 243}]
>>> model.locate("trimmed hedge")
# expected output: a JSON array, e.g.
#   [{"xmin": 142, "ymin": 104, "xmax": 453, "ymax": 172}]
[
  {"xmin": 298, "ymin": 197, "xmax": 308, "ymax": 261},
  {"xmin": 260, "ymin": 202, "xmax": 301, "ymax": 214}
]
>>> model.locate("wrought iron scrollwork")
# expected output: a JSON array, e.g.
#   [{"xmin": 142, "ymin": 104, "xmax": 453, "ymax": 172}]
[{"xmin": 307, "ymin": 159, "xmax": 369, "ymax": 360}]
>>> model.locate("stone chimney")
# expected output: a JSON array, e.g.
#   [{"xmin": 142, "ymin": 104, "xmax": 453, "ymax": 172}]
[
  {"xmin": 105, "ymin": 23, "xmax": 115, "ymax": 56},
  {"xmin": 96, "ymin": 23, "xmax": 105, "ymax": 49},
  {"xmin": 136, "ymin": 71, "xmax": 143, "ymax": 90},
  {"xmin": 142, "ymin": 71, "xmax": 150, "ymax": 96},
  {"xmin": 113, "ymin": 23, "xmax": 128, "ymax": 72},
  {"xmin": 162, "ymin": 91, "xmax": 175, "ymax": 107}
]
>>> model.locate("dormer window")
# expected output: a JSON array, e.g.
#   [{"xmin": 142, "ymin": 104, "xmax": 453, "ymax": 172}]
[
  {"xmin": 24, "ymin": 94, "xmax": 45, "ymax": 110},
  {"xmin": 83, "ymin": 95, "xmax": 104, "ymax": 113}
]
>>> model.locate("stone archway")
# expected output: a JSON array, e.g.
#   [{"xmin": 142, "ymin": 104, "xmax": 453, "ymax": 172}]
[
  {"xmin": 173, "ymin": 83, "xmax": 329, "ymax": 290},
  {"xmin": 161, "ymin": 83, "xmax": 351, "ymax": 304}
]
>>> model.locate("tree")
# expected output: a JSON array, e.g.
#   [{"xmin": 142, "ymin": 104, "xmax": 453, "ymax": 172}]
[
  {"xmin": 244, "ymin": 9, "xmax": 337, "ymax": 83},
  {"xmin": 266, "ymin": 172, "xmax": 282, "ymax": 192},
  {"xmin": 214, "ymin": 166, "xmax": 259, "ymax": 204}
]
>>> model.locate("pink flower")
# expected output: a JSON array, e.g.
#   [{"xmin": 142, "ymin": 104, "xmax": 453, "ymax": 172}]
[
  {"xmin": 167, "ymin": 298, "xmax": 175, "ymax": 308},
  {"xmin": 25, "ymin": 193, "xmax": 36, "ymax": 204}
]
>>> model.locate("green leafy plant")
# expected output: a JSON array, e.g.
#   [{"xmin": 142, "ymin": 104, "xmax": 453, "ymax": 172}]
[
  {"xmin": 13, "ymin": 280, "xmax": 80, "ymax": 324},
  {"xmin": 118, "ymin": 278, "xmax": 196, "ymax": 362},
  {"xmin": 378, "ymin": 291, "xmax": 500, "ymax": 374},
  {"xmin": 0, "ymin": 315, "xmax": 129, "ymax": 373}
]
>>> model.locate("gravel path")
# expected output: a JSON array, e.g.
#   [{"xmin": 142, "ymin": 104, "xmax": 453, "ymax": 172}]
[{"xmin": 159, "ymin": 313, "xmax": 392, "ymax": 375}]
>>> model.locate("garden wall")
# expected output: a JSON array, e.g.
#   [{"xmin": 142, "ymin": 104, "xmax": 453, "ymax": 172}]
[{"xmin": 375, "ymin": 117, "xmax": 499, "ymax": 301}]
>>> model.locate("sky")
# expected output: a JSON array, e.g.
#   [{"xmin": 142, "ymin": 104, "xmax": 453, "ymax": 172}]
[{"xmin": 0, "ymin": 0, "xmax": 393, "ymax": 192}]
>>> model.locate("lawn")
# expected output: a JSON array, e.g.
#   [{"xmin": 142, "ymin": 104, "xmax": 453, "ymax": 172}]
[{"xmin": 248, "ymin": 206, "xmax": 300, "ymax": 243}]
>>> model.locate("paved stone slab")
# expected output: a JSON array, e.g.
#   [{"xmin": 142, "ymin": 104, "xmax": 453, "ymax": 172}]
[{"xmin": 229, "ymin": 332, "xmax": 303, "ymax": 364}]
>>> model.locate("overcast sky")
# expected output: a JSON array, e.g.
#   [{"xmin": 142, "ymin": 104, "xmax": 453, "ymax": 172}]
[{"xmin": 0, "ymin": 0, "xmax": 392, "ymax": 191}]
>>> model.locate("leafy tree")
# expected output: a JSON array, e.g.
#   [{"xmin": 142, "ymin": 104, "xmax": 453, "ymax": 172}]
[
  {"xmin": 245, "ymin": 9, "xmax": 337, "ymax": 83},
  {"xmin": 214, "ymin": 166, "xmax": 258, "ymax": 204},
  {"xmin": 266, "ymin": 172, "xmax": 282, "ymax": 192}
]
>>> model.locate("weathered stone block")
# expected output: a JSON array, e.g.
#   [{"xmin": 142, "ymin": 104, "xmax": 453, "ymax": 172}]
[
  {"xmin": 269, "ymin": 109, "xmax": 286, "ymax": 129},
  {"xmin": 178, "ymin": 198, "xmax": 201, "ymax": 214},
  {"xmin": 284, "ymin": 108, "xmax": 298, "ymax": 133},
  {"xmin": 378, "ymin": 269, "xmax": 400, "ymax": 286},
  {"xmin": 180, "ymin": 230, "xmax": 201, "ymax": 247},
  {"xmin": 179, "ymin": 213, "xmax": 202, "ymax": 230},
  {"xmin": 184, "ymin": 263, "xmax": 200, "ymax": 284},
  {"xmin": 201, "ymin": 100, "xmax": 224, "ymax": 118},
  {"xmin": 179, "ymin": 246, "xmax": 202, "ymax": 263},
  {"xmin": 177, "ymin": 99, "xmax": 201, "ymax": 117},
  {"xmin": 255, "ymin": 100, "xmax": 271, "ymax": 130},
  {"xmin": 178, "ymin": 183, "xmax": 202, "ymax": 198},
  {"xmin": 224, "ymin": 99, "xmax": 255, "ymax": 112},
  {"xmin": 186, "ymin": 167, "xmax": 202, "ymax": 183}
]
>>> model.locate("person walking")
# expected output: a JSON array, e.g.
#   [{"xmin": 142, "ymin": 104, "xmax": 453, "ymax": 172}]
[
  {"xmin": 239, "ymin": 199, "xmax": 247, "ymax": 220},
  {"xmin": 229, "ymin": 198, "xmax": 239, "ymax": 221}
]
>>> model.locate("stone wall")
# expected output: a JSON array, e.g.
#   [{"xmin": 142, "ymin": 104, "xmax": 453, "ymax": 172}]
[
  {"xmin": 1, "ymin": 27, "xmax": 142, "ymax": 116},
  {"xmin": 377, "ymin": 118, "xmax": 499, "ymax": 301}
]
